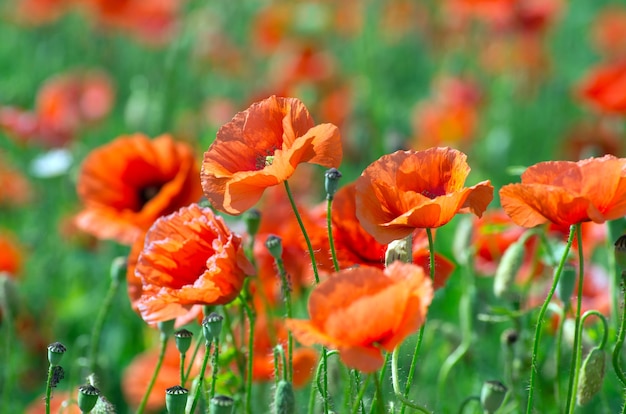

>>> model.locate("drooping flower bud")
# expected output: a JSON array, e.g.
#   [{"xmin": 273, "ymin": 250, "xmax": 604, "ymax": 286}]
[
  {"xmin": 165, "ymin": 385, "xmax": 188, "ymax": 414},
  {"xmin": 480, "ymin": 380, "xmax": 508, "ymax": 414},
  {"xmin": 493, "ymin": 240, "xmax": 525, "ymax": 299},
  {"xmin": 77, "ymin": 384, "xmax": 100, "ymax": 412},
  {"xmin": 576, "ymin": 347, "xmax": 606, "ymax": 406},
  {"xmin": 273, "ymin": 380, "xmax": 295, "ymax": 414},
  {"xmin": 243, "ymin": 208, "xmax": 261, "ymax": 239}
]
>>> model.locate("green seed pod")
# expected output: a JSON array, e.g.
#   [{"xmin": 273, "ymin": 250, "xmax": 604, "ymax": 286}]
[
  {"xmin": 493, "ymin": 239, "xmax": 525, "ymax": 299},
  {"xmin": 576, "ymin": 347, "xmax": 606, "ymax": 406},
  {"xmin": 77, "ymin": 384, "xmax": 100, "ymax": 412},
  {"xmin": 165, "ymin": 385, "xmax": 188, "ymax": 414},
  {"xmin": 174, "ymin": 329, "xmax": 193, "ymax": 354},
  {"xmin": 158, "ymin": 319, "xmax": 176, "ymax": 338},
  {"xmin": 265, "ymin": 235, "xmax": 283, "ymax": 261},
  {"xmin": 47, "ymin": 342, "xmax": 67, "ymax": 366},
  {"xmin": 556, "ymin": 264, "xmax": 576, "ymax": 311},
  {"xmin": 385, "ymin": 236, "xmax": 412, "ymax": 266},
  {"xmin": 243, "ymin": 209, "xmax": 261, "ymax": 239},
  {"xmin": 480, "ymin": 380, "xmax": 508, "ymax": 414},
  {"xmin": 202, "ymin": 312, "xmax": 224, "ymax": 343},
  {"xmin": 324, "ymin": 168, "xmax": 342, "ymax": 200},
  {"xmin": 615, "ymin": 235, "xmax": 626, "ymax": 271},
  {"xmin": 209, "ymin": 395, "xmax": 234, "ymax": 414},
  {"xmin": 274, "ymin": 380, "xmax": 295, "ymax": 414}
]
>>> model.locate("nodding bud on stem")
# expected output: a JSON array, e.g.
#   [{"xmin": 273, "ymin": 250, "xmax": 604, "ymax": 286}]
[
  {"xmin": 165, "ymin": 385, "xmax": 188, "ymax": 414},
  {"xmin": 480, "ymin": 380, "xmax": 508, "ymax": 414},
  {"xmin": 576, "ymin": 347, "xmax": 606, "ymax": 406},
  {"xmin": 243, "ymin": 209, "xmax": 261, "ymax": 239},
  {"xmin": 493, "ymin": 239, "xmax": 525, "ymax": 299},
  {"xmin": 273, "ymin": 380, "xmax": 295, "ymax": 414}
]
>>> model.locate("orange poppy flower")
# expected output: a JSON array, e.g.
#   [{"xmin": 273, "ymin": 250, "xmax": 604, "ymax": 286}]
[
  {"xmin": 201, "ymin": 95, "xmax": 342, "ymax": 215},
  {"xmin": 0, "ymin": 156, "xmax": 33, "ymax": 207},
  {"xmin": 286, "ymin": 262, "xmax": 433, "ymax": 373},
  {"xmin": 592, "ymin": 5, "xmax": 626, "ymax": 60},
  {"xmin": 355, "ymin": 147, "xmax": 494, "ymax": 245},
  {"xmin": 122, "ymin": 340, "xmax": 202, "ymax": 412},
  {"xmin": 578, "ymin": 60, "xmax": 626, "ymax": 115},
  {"xmin": 135, "ymin": 204, "xmax": 253, "ymax": 324},
  {"xmin": 0, "ymin": 232, "xmax": 23, "ymax": 277},
  {"xmin": 75, "ymin": 133, "xmax": 202, "ymax": 245},
  {"xmin": 307, "ymin": 182, "xmax": 455, "ymax": 289},
  {"xmin": 499, "ymin": 155, "xmax": 626, "ymax": 227}
]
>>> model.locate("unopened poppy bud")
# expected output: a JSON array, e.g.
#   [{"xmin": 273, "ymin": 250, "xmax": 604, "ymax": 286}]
[
  {"xmin": 158, "ymin": 319, "xmax": 176, "ymax": 339},
  {"xmin": 615, "ymin": 235, "xmax": 626, "ymax": 271},
  {"xmin": 110, "ymin": 256, "xmax": 127, "ymax": 283},
  {"xmin": 494, "ymin": 239, "xmax": 526, "ymax": 299},
  {"xmin": 324, "ymin": 168, "xmax": 342, "ymax": 200},
  {"xmin": 174, "ymin": 329, "xmax": 193, "ymax": 354},
  {"xmin": 576, "ymin": 347, "xmax": 606, "ymax": 406},
  {"xmin": 385, "ymin": 236, "xmax": 412, "ymax": 266},
  {"xmin": 77, "ymin": 384, "xmax": 100, "ymax": 412},
  {"xmin": 202, "ymin": 312, "xmax": 224, "ymax": 343},
  {"xmin": 47, "ymin": 342, "xmax": 67, "ymax": 366},
  {"xmin": 556, "ymin": 264, "xmax": 576, "ymax": 311},
  {"xmin": 273, "ymin": 380, "xmax": 295, "ymax": 414},
  {"xmin": 165, "ymin": 385, "xmax": 188, "ymax": 414},
  {"xmin": 243, "ymin": 208, "xmax": 261, "ymax": 238},
  {"xmin": 265, "ymin": 235, "xmax": 283, "ymax": 261},
  {"xmin": 480, "ymin": 380, "xmax": 507, "ymax": 414},
  {"xmin": 209, "ymin": 394, "xmax": 234, "ymax": 414}
]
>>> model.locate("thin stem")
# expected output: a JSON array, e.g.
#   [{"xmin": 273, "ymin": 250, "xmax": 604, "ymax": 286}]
[
  {"xmin": 283, "ymin": 180, "xmax": 321, "ymax": 284},
  {"xmin": 274, "ymin": 256, "xmax": 293, "ymax": 382},
  {"xmin": 0, "ymin": 278, "xmax": 14, "ymax": 411},
  {"xmin": 189, "ymin": 340, "xmax": 212, "ymax": 414},
  {"xmin": 210, "ymin": 336, "xmax": 220, "ymax": 400},
  {"xmin": 400, "ymin": 228, "xmax": 435, "ymax": 414},
  {"xmin": 135, "ymin": 333, "xmax": 168, "ymax": 414},
  {"xmin": 391, "ymin": 347, "xmax": 401, "ymax": 395},
  {"xmin": 351, "ymin": 374, "xmax": 373, "ymax": 414},
  {"xmin": 240, "ymin": 296, "xmax": 256, "ymax": 414},
  {"xmin": 45, "ymin": 364, "xmax": 54, "ymax": 414},
  {"xmin": 180, "ymin": 352, "xmax": 186, "ymax": 388},
  {"xmin": 184, "ymin": 338, "xmax": 202, "ymax": 386},
  {"xmin": 526, "ymin": 224, "xmax": 576, "ymax": 414},
  {"xmin": 369, "ymin": 352, "xmax": 390, "ymax": 414},
  {"xmin": 565, "ymin": 224, "xmax": 585, "ymax": 414},
  {"xmin": 581, "ymin": 310, "xmax": 609, "ymax": 351},
  {"xmin": 88, "ymin": 271, "xmax": 121, "ymax": 374},
  {"xmin": 222, "ymin": 308, "xmax": 246, "ymax": 377},
  {"xmin": 327, "ymin": 198, "xmax": 340, "ymax": 272},
  {"xmin": 613, "ymin": 271, "xmax": 626, "ymax": 388},
  {"xmin": 553, "ymin": 304, "xmax": 565, "ymax": 407}
]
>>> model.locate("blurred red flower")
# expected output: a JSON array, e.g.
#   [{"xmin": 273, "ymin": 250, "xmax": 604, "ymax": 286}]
[
  {"xmin": 0, "ymin": 232, "xmax": 24, "ymax": 277},
  {"xmin": 0, "ymin": 156, "xmax": 33, "ymax": 207},
  {"xmin": 355, "ymin": 147, "xmax": 493, "ymax": 244},
  {"xmin": 135, "ymin": 204, "xmax": 253, "ymax": 324},
  {"xmin": 25, "ymin": 391, "xmax": 81, "ymax": 414},
  {"xmin": 75, "ymin": 133, "xmax": 202, "ymax": 245},
  {"xmin": 286, "ymin": 262, "xmax": 433, "ymax": 373},
  {"xmin": 578, "ymin": 60, "xmax": 626, "ymax": 115},
  {"xmin": 201, "ymin": 95, "xmax": 342, "ymax": 215},
  {"xmin": 592, "ymin": 5, "xmax": 626, "ymax": 60},
  {"xmin": 500, "ymin": 155, "xmax": 626, "ymax": 227}
]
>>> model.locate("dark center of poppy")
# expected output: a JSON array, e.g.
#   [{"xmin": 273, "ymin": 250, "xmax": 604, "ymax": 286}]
[
  {"xmin": 137, "ymin": 184, "xmax": 163, "ymax": 210},
  {"xmin": 253, "ymin": 147, "xmax": 279, "ymax": 170},
  {"xmin": 420, "ymin": 186, "xmax": 446, "ymax": 199}
]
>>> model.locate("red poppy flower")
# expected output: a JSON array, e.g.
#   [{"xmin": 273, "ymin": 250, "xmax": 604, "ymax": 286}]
[
  {"xmin": 578, "ymin": 60, "xmax": 626, "ymax": 115},
  {"xmin": 499, "ymin": 155, "xmax": 626, "ymax": 227},
  {"xmin": 307, "ymin": 182, "xmax": 455, "ymax": 289},
  {"xmin": 355, "ymin": 147, "xmax": 494, "ymax": 244},
  {"xmin": 0, "ymin": 156, "xmax": 33, "ymax": 207},
  {"xmin": 75, "ymin": 133, "xmax": 202, "ymax": 245},
  {"xmin": 0, "ymin": 232, "xmax": 23, "ymax": 277},
  {"xmin": 201, "ymin": 95, "xmax": 342, "ymax": 215},
  {"xmin": 592, "ymin": 5, "xmax": 626, "ymax": 60},
  {"xmin": 286, "ymin": 262, "xmax": 433, "ymax": 373},
  {"xmin": 135, "ymin": 204, "xmax": 253, "ymax": 324}
]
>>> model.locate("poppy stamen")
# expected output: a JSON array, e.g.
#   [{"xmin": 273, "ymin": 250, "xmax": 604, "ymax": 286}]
[{"xmin": 137, "ymin": 184, "xmax": 163, "ymax": 209}]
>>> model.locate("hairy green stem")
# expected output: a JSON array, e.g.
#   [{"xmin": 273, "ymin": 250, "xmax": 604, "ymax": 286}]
[
  {"xmin": 135, "ymin": 333, "xmax": 168, "ymax": 414},
  {"xmin": 327, "ymin": 198, "xmax": 340, "ymax": 272},
  {"xmin": 613, "ymin": 271, "xmax": 626, "ymax": 388},
  {"xmin": 274, "ymin": 255, "xmax": 293, "ymax": 382},
  {"xmin": 526, "ymin": 224, "xmax": 576, "ymax": 413},
  {"xmin": 189, "ymin": 339, "xmax": 212, "ymax": 414}
]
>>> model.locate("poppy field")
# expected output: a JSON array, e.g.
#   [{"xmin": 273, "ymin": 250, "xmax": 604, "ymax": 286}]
[{"xmin": 3, "ymin": 1, "xmax": 626, "ymax": 413}]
